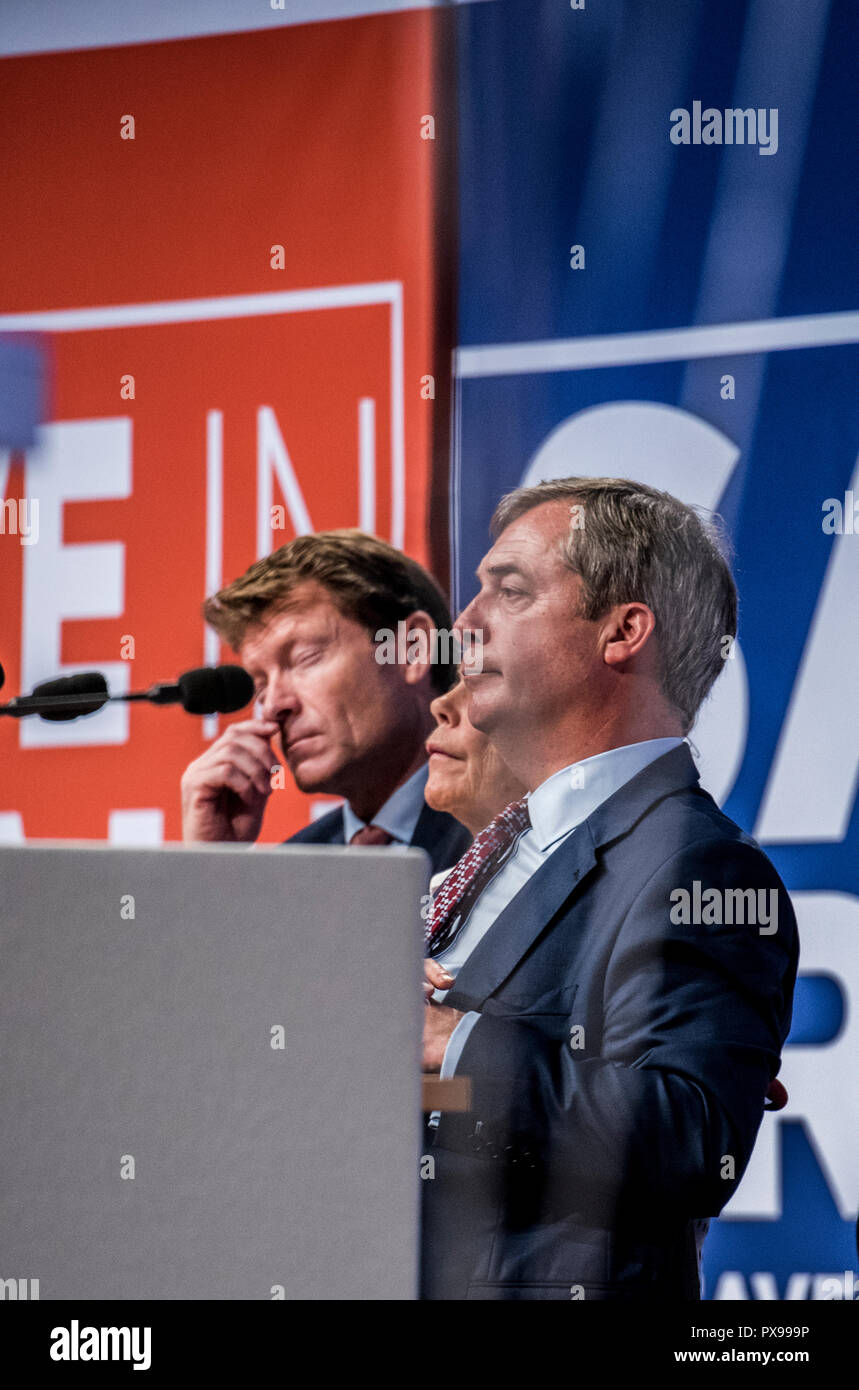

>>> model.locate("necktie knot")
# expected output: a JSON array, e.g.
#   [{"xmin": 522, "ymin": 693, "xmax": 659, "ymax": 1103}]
[
  {"xmin": 472, "ymin": 796, "xmax": 531, "ymax": 857},
  {"xmin": 349, "ymin": 824, "xmax": 395, "ymax": 846}
]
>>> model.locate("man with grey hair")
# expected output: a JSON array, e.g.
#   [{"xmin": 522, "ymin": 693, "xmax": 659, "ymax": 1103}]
[{"xmin": 420, "ymin": 477, "xmax": 798, "ymax": 1301}]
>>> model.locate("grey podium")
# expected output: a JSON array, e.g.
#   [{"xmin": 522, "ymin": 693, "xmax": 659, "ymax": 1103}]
[{"xmin": 0, "ymin": 841, "xmax": 429, "ymax": 1300}]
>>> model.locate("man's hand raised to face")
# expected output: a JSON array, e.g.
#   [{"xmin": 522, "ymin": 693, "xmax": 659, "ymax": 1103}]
[{"xmin": 181, "ymin": 719, "xmax": 281, "ymax": 844}]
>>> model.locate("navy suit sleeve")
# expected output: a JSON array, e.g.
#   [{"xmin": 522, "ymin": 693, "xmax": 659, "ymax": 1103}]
[{"xmin": 446, "ymin": 836, "xmax": 798, "ymax": 1216}]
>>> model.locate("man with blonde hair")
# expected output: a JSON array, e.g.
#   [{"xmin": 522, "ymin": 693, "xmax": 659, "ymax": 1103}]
[{"xmin": 182, "ymin": 530, "xmax": 470, "ymax": 869}]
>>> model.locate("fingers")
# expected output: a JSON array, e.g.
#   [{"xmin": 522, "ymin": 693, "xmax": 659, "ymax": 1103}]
[
  {"xmin": 216, "ymin": 765, "xmax": 271, "ymax": 805},
  {"xmin": 223, "ymin": 719, "xmax": 280, "ymax": 739},
  {"xmin": 218, "ymin": 721, "xmax": 281, "ymax": 766},
  {"xmin": 214, "ymin": 744, "xmax": 275, "ymax": 799},
  {"xmin": 424, "ymin": 958, "xmax": 455, "ymax": 990},
  {"xmin": 182, "ymin": 721, "xmax": 281, "ymax": 802},
  {"xmin": 423, "ymin": 959, "xmax": 455, "ymax": 1005}
]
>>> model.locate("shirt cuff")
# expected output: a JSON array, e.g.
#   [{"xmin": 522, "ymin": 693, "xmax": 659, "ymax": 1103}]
[
  {"xmin": 426, "ymin": 1012, "xmax": 480, "ymax": 1129},
  {"xmin": 440, "ymin": 1010, "xmax": 480, "ymax": 1078},
  {"xmin": 426, "ymin": 1012, "xmax": 480, "ymax": 1130}
]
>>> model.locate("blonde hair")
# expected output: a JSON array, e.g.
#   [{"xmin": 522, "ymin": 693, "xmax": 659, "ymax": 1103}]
[{"xmin": 202, "ymin": 530, "xmax": 457, "ymax": 693}]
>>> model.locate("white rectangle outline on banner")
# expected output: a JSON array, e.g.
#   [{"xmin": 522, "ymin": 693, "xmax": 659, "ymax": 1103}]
[
  {"xmin": 450, "ymin": 309, "xmax": 859, "ymax": 608},
  {"xmin": 0, "ymin": 0, "xmax": 486, "ymax": 58},
  {"xmin": 0, "ymin": 282, "xmax": 407, "ymax": 548}
]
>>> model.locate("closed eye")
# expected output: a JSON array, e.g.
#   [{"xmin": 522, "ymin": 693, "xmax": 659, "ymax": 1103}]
[{"xmin": 294, "ymin": 647, "xmax": 322, "ymax": 666}]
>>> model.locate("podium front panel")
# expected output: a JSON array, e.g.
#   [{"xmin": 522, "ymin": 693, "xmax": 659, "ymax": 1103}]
[{"xmin": 0, "ymin": 841, "xmax": 428, "ymax": 1300}]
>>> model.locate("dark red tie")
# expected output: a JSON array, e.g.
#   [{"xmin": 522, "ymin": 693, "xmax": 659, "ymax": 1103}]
[
  {"xmin": 349, "ymin": 824, "xmax": 395, "ymax": 846},
  {"xmin": 426, "ymin": 796, "xmax": 531, "ymax": 957}
]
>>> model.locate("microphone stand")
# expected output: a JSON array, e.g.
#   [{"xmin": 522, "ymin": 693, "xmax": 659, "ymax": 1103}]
[{"xmin": 0, "ymin": 691, "xmax": 112, "ymax": 717}]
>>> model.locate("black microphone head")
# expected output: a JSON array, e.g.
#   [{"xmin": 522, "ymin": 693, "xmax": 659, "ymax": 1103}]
[
  {"xmin": 177, "ymin": 664, "xmax": 254, "ymax": 715},
  {"xmin": 213, "ymin": 664, "xmax": 255, "ymax": 714},
  {"xmin": 33, "ymin": 671, "xmax": 109, "ymax": 720}
]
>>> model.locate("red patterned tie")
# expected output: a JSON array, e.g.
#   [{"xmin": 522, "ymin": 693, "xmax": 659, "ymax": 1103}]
[
  {"xmin": 426, "ymin": 797, "xmax": 531, "ymax": 957},
  {"xmin": 349, "ymin": 825, "xmax": 395, "ymax": 846}
]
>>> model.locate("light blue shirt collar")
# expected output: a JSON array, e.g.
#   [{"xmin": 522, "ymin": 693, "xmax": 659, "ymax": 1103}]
[
  {"xmin": 341, "ymin": 761, "xmax": 429, "ymax": 846},
  {"xmin": 527, "ymin": 737, "xmax": 685, "ymax": 852}
]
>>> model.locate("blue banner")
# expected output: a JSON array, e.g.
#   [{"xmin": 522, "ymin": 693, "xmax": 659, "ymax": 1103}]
[{"xmin": 452, "ymin": 0, "xmax": 859, "ymax": 1299}]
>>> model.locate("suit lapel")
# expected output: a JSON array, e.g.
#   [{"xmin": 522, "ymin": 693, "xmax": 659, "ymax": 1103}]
[
  {"xmin": 445, "ymin": 743, "xmax": 701, "ymax": 1010},
  {"xmin": 317, "ymin": 806, "xmax": 346, "ymax": 844},
  {"xmin": 446, "ymin": 819, "xmax": 598, "ymax": 1011}
]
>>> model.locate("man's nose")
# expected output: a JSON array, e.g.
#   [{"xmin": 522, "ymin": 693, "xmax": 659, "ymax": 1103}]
[
  {"xmin": 259, "ymin": 672, "xmax": 299, "ymax": 722},
  {"xmin": 454, "ymin": 597, "xmax": 487, "ymax": 664},
  {"xmin": 454, "ymin": 594, "xmax": 482, "ymax": 643}
]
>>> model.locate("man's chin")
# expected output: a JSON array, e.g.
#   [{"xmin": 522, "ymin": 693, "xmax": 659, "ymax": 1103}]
[
  {"xmin": 287, "ymin": 752, "xmax": 339, "ymax": 795},
  {"xmin": 463, "ymin": 681, "xmax": 504, "ymax": 734}
]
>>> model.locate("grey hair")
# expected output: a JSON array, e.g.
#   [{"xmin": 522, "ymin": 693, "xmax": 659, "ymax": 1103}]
[{"xmin": 490, "ymin": 477, "xmax": 737, "ymax": 734}]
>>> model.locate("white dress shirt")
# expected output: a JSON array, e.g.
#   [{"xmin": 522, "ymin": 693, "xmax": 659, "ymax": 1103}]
[{"xmin": 429, "ymin": 737, "xmax": 684, "ymax": 1088}]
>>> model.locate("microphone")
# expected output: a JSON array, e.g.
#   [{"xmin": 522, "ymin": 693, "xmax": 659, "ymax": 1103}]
[
  {"xmin": 3, "ymin": 671, "xmax": 109, "ymax": 720},
  {"xmin": 0, "ymin": 665, "xmax": 254, "ymax": 719},
  {"xmin": 144, "ymin": 665, "xmax": 254, "ymax": 715}
]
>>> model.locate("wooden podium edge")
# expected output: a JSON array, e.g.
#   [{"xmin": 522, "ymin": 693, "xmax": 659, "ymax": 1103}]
[{"xmin": 421, "ymin": 1076, "xmax": 471, "ymax": 1112}]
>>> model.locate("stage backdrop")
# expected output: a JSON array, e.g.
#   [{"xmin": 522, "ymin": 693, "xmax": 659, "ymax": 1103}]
[
  {"xmin": 1, "ymin": 0, "xmax": 856, "ymax": 1304},
  {"xmin": 450, "ymin": 0, "xmax": 859, "ymax": 1299},
  {"xmin": 0, "ymin": 6, "xmax": 452, "ymax": 845}
]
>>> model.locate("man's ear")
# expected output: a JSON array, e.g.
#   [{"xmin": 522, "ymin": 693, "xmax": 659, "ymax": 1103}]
[
  {"xmin": 400, "ymin": 610, "xmax": 437, "ymax": 687},
  {"xmin": 601, "ymin": 602, "xmax": 656, "ymax": 668}
]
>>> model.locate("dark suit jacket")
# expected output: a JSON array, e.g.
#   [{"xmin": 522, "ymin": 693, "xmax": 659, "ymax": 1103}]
[
  {"xmin": 284, "ymin": 799, "xmax": 471, "ymax": 876},
  {"xmin": 421, "ymin": 744, "xmax": 799, "ymax": 1300}
]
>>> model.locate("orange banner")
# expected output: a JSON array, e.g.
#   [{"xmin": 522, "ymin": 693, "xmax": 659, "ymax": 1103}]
[{"xmin": 0, "ymin": 11, "xmax": 444, "ymax": 843}]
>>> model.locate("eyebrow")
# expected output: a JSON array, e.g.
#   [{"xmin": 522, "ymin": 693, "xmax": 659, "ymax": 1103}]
[
  {"xmin": 477, "ymin": 560, "xmax": 533, "ymax": 584},
  {"xmin": 244, "ymin": 627, "xmax": 332, "ymax": 677}
]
